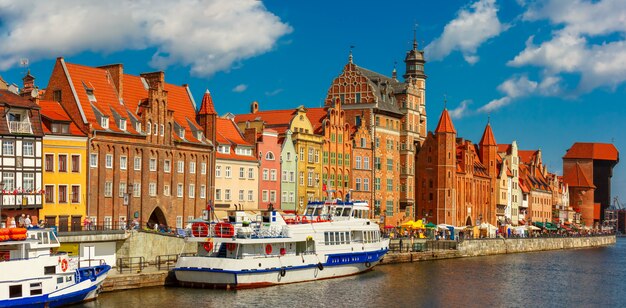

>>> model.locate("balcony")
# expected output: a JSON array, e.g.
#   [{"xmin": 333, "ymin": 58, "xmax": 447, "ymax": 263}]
[{"xmin": 9, "ymin": 121, "xmax": 32, "ymax": 134}]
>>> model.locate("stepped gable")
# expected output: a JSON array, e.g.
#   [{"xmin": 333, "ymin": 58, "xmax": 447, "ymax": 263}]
[
  {"xmin": 353, "ymin": 65, "xmax": 403, "ymax": 115},
  {"xmin": 562, "ymin": 162, "xmax": 596, "ymax": 188},
  {"xmin": 39, "ymin": 100, "xmax": 85, "ymax": 136},
  {"xmin": 435, "ymin": 109, "xmax": 456, "ymax": 134},
  {"xmin": 563, "ymin": 142, "xmax": 619, "ymax": 161},
  {"xmin": 215, "ymin": 118, "xmax": 256, "ymax": 162}
]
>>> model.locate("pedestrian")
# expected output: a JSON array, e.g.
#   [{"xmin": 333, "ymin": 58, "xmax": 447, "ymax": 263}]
[
  {"xmin": 9, "ymin": 217, "xmax": 16, "ymax": 228},
  {"xmin": 83, "ymin": 217, "xmax": 91, "ymax": 230},
  {"xmin": 399, "ymin": 238, "xmax": 403, "ymax": 252},
  {"xmin": 24, "ymin": 215, "xmax": 32, "ymax": 228},
  {"xmin": 18, "ymin": 214, "xmax": 25, "ymax": 228}
]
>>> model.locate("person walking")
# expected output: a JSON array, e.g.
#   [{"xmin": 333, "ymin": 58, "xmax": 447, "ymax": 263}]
[
  {"xmin": 18, "ymin": 214, "xmax": 25, "ymax": 228},
  {"xmin": 24, "ymin": 215, "xmax": 32, "ymax": 228}
]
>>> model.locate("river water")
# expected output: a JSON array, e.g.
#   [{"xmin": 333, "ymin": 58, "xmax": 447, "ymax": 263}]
[{"xmin": 77, "ymin": 238, "xmax": 625, "ymax": 307}]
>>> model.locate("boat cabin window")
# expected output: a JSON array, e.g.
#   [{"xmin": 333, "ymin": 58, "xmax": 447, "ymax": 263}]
[
  {"xmin": 341, "ymin": 207, "xmax": 351, "ymax": 217},
  {"xmin": 334, "ymin": 207, "xmax": 343, "ymax": 217},
  {"xmin": 44, "ymin": 266, "xmax": 56, "ymax": 275},
  {"xmin": 9, "ymin": 285, "xmax": 22, "ymax": 298},
  {"xmin": 30, "ymin": 282, "xmax": 43, "ymax": 295},
  {"xmin": 313, "ymin": 207, "xmax": 322, "ymax": 216},
  {"xmin": 324, "ymin": 231, "xmax": 351, "ymax": 245},
  {"xmin": 305, "ymin": 207, "xmax": 315, "ymax": 216}
]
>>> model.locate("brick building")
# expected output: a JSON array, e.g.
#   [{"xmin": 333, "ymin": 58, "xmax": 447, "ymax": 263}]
[
  {"xmin": 519, "ymin": 150, "xmax": 553, "ymax": 226},
  {"xmin": 324, "ymin": 41, "xmax": 427, "ymax": 226},
  {"xmin": 563, "ymin": 142, "xmax": 619, "ymax": 226},
  {"xmin": 43, "ymin": 58, "xmax": 215, "ymax": 229},
  {"xmin": 351, "ymin": 123, "xmax": 373, "ymax": 203}
]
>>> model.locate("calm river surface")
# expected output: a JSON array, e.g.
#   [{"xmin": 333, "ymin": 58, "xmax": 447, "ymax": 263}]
[{"xmin": 76, "ymin": 238, "xmax": 625, "ymax": 307}]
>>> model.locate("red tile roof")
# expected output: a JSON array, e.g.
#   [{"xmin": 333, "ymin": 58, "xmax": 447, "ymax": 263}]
[
  {"xmin": 198, "ymin": 90, "xmax": 216, "ymax": 115},
  {"xmin": 435, "ymin": 109, "xmax": 456, "ymax": 133},
  {"xmin": 563, "ymin": 142, "xmax": 619, "ymax": 161},
  {"xmin": 518, "ymin": 150, "xmax": 538, "ymax": 164},
  {"xmin": 497, "ymin": 144, "xmax": 511, "ymax": 154},
  {"xmin": 215, "ymin": 118, "xmax": 256, "ymax": 162},
  {"xmin": 479, "ymin": 123, "xmax": 496, "ymax": 146},
  {"xmin": 563, "ymin": 162, "xmax": 595, "ymax": 188},
  {"xmin": 39, "ymin": 100, "xmax": 85, "ymax": 136},
  {"xmin": 306, "ymin": 107, "xmax": 327, "ymax": 134},
  {"xmin": 234, "ymin": 109, "xmax": 296, "ymax": 134}
]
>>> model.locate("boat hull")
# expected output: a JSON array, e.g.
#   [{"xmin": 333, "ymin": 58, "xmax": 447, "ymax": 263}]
[{"xmin": 175, "ymin": 249, "xmax": 387, "ymax": 289}]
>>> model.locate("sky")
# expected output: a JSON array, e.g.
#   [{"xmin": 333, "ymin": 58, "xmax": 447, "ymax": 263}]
[{"xmin": 1, "ymin": 0, "xmax": 625, "ymax": 204}]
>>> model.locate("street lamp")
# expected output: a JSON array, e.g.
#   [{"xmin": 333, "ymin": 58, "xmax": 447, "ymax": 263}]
[{"xmin": 0, "ymin": 181, "xmax": 4, "ymax": 228}]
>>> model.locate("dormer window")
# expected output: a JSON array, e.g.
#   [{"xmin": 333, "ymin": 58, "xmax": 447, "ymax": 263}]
[
  {"xmin": 135, "ymin": 122, "xmax": 142, "ymax": 133},
  {"xmin": 51, "ymin": 123, "xmax": 70, "ymax": 134},
  {"xmin": 119, "ymin": 119, "xmax": 127, "ymax": 131},
  {"xmin": 235, "ymin": 147, "xmax": 252, "ymax": 156},
  {"xmin": 196, "ymin": 131, "xmax": 203, "ymax": 140},
  {"xmin": 86, "ymin": 88, "xmax": 96, "ymax": 102},
  {"xmin": 217, "ymin": 145, "xmax": 230, "ymax": 154},
  {"xmin": 101, "ymin": 116, "xmax": 109, "ymax": 129},
  {"xmin": 179, "ymin": 128, "xmax": 185, "ymax": 139}
]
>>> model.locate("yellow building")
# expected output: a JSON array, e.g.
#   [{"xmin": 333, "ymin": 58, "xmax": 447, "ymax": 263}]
[
  {"xmin": 290, "ymin": 106, "xmax": 324, "ymax": 212},
  {"xmin": 39, "ymin": 100, "xmax": 88, "ymax": 231}
]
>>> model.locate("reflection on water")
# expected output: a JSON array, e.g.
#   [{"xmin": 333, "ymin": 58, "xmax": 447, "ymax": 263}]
[{"xmin": 77, "ymin": 238, "xmax": 625, "ymax": 307}]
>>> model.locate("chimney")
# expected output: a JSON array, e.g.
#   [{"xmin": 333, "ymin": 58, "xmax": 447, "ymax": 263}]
[
  {"xmin": 99, "ymin": 64, "xmax": 124, "ymax": 98},
  {"xmin": 21, "ymin": 70, "xmax": 35, "ymax": 98},
  {"xmin": 251, "ymin": 101, "xmax": 259, "ymax": 114},
  {"xmin": 243, "ymin": 127, "xmax": 258, "ymax": 145},
  {"xmin": 140, "ymin": 71, "xmax": 165, "ymax": 90}
]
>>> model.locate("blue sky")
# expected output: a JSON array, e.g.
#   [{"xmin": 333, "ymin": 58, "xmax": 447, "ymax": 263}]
[{"xmin": 1, "ymin": 0, "xmax": 625, "ymax": 202}]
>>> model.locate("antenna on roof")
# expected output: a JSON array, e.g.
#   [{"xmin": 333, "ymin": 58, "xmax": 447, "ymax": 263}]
[{"xmin": 19, "ymin": 58, "xmax": 30, "ymax": 76}]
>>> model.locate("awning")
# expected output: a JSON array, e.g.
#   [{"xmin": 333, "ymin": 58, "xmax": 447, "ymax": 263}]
[
  {"xmin": 384, "ymin": 225, "xmax": 396, "ymax": 229},
  {"xmin": 425, "ymin": 222, "xmax": 437, "ymax": 229}
]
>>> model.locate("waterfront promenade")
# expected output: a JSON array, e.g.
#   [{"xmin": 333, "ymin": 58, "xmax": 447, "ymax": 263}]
[{"xmin": 100, "ymin": 234, "xmax": 616, "ymax": 293}]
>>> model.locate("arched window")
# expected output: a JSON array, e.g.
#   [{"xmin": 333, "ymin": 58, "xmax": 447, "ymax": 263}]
[
  {"xmin": 147, "ymin": 121, "xmax": 152, "ymax": 134},
  {"xmin": 265, "ymin": 152, "xmax": 275, "ymax": 160}
]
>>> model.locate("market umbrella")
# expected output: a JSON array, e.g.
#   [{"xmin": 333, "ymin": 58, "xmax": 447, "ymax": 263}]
[
  {"xmin": 411, "ymin": 220, "xmax": 425, "ymax": 229},
  {"xmin": 401, "ymin": 220, "xmax": 415, "ymax": 228},
  {"xmin": 384, "ymin": 225, "xmax": 396, "ymax": 229},
  {"xmin": 425, "ymin": 222, "xmax": 437, "ymax": 229}
]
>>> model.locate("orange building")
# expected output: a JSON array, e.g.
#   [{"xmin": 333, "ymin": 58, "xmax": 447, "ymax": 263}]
[{"xmin": 351, "ymin": 124, "xmax": 373, "ymax": 204}]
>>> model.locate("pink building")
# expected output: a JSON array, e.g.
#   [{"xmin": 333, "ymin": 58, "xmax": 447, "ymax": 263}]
[{"xmin": 248, "ymin": 128, "xmax": 281, "ymax": 210}]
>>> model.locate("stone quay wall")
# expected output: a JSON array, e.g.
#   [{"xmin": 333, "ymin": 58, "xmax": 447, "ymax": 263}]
[{"xmin": 117, "ymin": 230, "xmax": 196, "ymax": 261}]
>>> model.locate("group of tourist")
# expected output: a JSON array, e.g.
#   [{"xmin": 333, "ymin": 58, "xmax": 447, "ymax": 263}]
[{"xmin": 3, "ymin": 214, "xmax": 45, "ymax": 229}]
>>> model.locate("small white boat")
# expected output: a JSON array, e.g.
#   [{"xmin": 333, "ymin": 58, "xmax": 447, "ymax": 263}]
[
  {"xmin": 174, "ymin": 200, "xmax": 389, "ymax": 289},
  {"xmin": 0, "ymin": 228, "xmax": 110, "ymax": 307}
]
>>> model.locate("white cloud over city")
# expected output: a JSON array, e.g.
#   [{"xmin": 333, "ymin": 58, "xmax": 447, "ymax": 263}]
[
  {"xmin": 232, "ymin": 84, "xmax": 248, "ymax": 93},
  {"xmin": 0, "ymin": 0, "xmax": 292, "ymax": 76},
  {"xmin": 425, "ymin": 0, "xmax": 507, "ymax": 65}
]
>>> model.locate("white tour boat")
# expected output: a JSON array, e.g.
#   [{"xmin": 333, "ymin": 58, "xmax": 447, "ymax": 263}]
[
  {"xmin": 0, "ymin": 228, "xmax": 110, "ymax": 307},
  {"xmin": 174, "ymin": 200, "xmax": 389, "ymax": 289}
]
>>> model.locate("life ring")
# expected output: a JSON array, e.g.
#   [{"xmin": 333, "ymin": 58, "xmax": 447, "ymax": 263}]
[
  {"xmin": 301, "ymin": 216, "xmax": 309, "ymax": 223},
  {"xmin": 365, "ymin": 261, "xmax": 371, "ymax": 268},
  {"xmin": 279, "ymin": 267, "xmax": 286, "ymax": 277},
  {"xmin": 61, "ymin": 259, "xmax": 68, "ymax": 272},
  {"xmin": 265, "ymin": 244, "xmax": 272, "ymax": 255},
  {"xmin": 226, "ymin": 243, "xmax": 236, "ymax": 251},
  {"xmin": 191, "ymin": 222, "xmax": 209, "ymax": 237},
  {"xmin": 295, "ymin": 215, "xmax": 300, "ymax": 223},
  {"xmin": 279, "ymin": 247, "xmax": 286, "ymax": 256},
  {"xmin": 215, "ymin": 223, "xmax": 235, "ymax": 238},
  {"xmin": 317, "ymin": 262, "xmax": 324, "ymax": 271},
  {"xmin": 203, "ymin": 241, "xmax": 214, "ymax": 252}
]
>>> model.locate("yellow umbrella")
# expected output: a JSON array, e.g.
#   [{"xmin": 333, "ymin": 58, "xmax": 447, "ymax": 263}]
[
  {"xmin": 411, "ymin": 220, "xmax": 425, "ymax": 229},
  {"xmin": 401, "ymin": 220, "xmax": 414, "ymax": 228}
]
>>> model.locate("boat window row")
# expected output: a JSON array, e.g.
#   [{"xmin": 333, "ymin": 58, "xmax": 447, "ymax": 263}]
[
  {"xmin": 324, "ymin": 231, "xmax": 351, "ymax": 245},
  {"xmin": 363, "ymin": 230, "xmax": 380, "ymax": 243},
  {"xmin": 8, "ymin": 282, "xmax": 42, "ymax": 298}
]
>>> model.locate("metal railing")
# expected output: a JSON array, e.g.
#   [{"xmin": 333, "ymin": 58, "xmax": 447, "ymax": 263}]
[
  {"xmin": 389, "ymin": 240, "xmax": 458, "ymax": 253},
  {"xmin": 117, "ymin": 256, "xmax": 146, "ymax": 274},
  {"xmin": 155, "ymin": 254, "xmax": 179, "ymax": 271},
  {"xmin": 9, "ymin": 121, "xmax": 32, "ymax": 134}
]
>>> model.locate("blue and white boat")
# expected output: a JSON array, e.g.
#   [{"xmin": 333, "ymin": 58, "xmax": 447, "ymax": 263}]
[
  {"xmin": 0, "ymin": 228, "xmax": 110, "ymax": 307},
  {"xmin": 174, "ymin": 200, "xmax": 389, "ymax": 289}
]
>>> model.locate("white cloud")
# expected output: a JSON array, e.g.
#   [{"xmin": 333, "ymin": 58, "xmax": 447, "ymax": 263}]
[
  {"xmin": 0, "ymin": 0, "xmax": 292, "ymax": 76},
  {"xmin": 511, "ymin": 0, "xmax": 626, "ymax": 93},
  {"xmin": 264, "ymin": 88, "xmax": 283, "ymax": 96},
  {"xmin": 232, "ymin": 84, "xmax": 248, "ymax": 93},
  {"xmin": 425, "ymin": 0, "xmax": 507, "ymax": 64},
  {"xmin": 449, "ymin": 100, "xmax": 472, "ymax": 119},
  {"xmin": 478, "ymin": 74, "xmax": 562, "ymax": 112}
]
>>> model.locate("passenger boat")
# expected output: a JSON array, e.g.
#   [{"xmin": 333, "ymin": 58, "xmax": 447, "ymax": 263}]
[
  {"xmin": 174, "ymin": 200, "xmax": 389, "ymax": 289},
  {"xmin": 0, "ymin": 228, "xmax": 110, "ymax": 307}
]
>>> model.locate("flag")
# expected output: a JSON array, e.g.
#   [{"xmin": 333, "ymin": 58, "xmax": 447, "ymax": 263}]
[{"xmin": 323, "ymin": 184, "xmax": 327, "ymax": 192}]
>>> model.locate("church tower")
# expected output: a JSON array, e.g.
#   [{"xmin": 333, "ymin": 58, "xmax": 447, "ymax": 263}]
[
  {"xmin": 197, "ymin": 89, "xmax": 217, "ymax": 147},
  {"xmin": 435, "ymin": 108, "xmax": 456, "ymax": 225}
]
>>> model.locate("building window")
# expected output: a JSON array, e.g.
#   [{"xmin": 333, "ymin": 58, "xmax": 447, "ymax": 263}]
[
  {"xmin": 282, "ymin": 191, "xmax": 288, "ymax": 202},
  {"xmin": 263, "ymin": 169, "xmax": 269, "ymax": 181},
  {"xmin": 247, "ymin": 190, "xmax": 253, "ymax": 201},
  {"xmin": 120, "ymin": 156, "xmax": 127, "ymax": 170},
  {"xmin": 363, "ymin": 178, "xmax": 370, "ymax": 191},
  {"xmin": 45, "ymin": 154, "xmax": 54, "ymax": 172},
  {"xmin": 133, "ymin": 183, "xmax": 141, "ymax": 197},
  {"xmin": 238, "ymin": 189, "xmax": 244, "ymax": 201},
  {"xmin": 177, "ymin": 161, "xmax": 184, "ymax": 173},
  {"xmin": 149, "ymin": 158, "xmax": 157, "ymax": 171},
  {"xmin": 315, "ymin": 150, "xmax": 320, "ymax": 163},
  {"xmin": 225, "ymin": 166, "xmax": 231, "ymax": 178},
  {"xmin": 307, "ymin": 171, "xmax": 313, "ymax": 187},
  {"xmin": 58, "ymin": 154, "xmax": 67, "ymax": 172},
  {"xmin": 200, "ymin": 185, "xmax": 206, "ymax": 199},
  {"xmin": 265, "ymin": 152, "xmax": 275, "ymax": 160},
  {"xmin": 315, "ymin": 173, "xmax": 320, "ymax": 187},
  {"xmin": 71, "ymin": 155, "xmax": 80, "ymax": 172},
  {"xmin": 299, "ymin": 147, "xmax": 304, "ymax": 161},
  {"xmin": 225, "ymin": 189, "xmax": 231, "ymax": 201},
  {"xmin": 356, "ymin": 178, "xmax": 361, "ymax": 191},
  {"xmin": 176, "ymin": 216, "xmax": 183, "ymax": 229},
  {"xmin": 21, "ymin": 172, "xmax": 34, "ymax": 191},
  {"xmin": 189, "ymin": 184, "xmax": 195, "ymax": 198},
  {"xmin": 364, "ymin": 157, "xmax": 370, "ymax": 169},
  {"xmin": 239, "ymin": 167, "xmax": 245, "ymax": 178},
  {"xmin": 119, "ymin": 119, "xmax": 127, "ymax": 131},
  {"xmin": 270, "ymin": 190, "xmax": 276, "ymax": 202},
  {"xmin": 270, "ymin": 169, "xmax": 276, "ymax": 181},
  {"xmin": 118, "ymin": 182, "xmax": 126, "ymax": 197},
  {"xmin": 104, "ymin": 182, "xmax": 112, "ymax": 197},
  {"xmin": 289, "ymin": 171, "xmax": 295, "ymax": 183},
  {"xmin": 45, "ymin": 185, "xmax": 54, "ymax": 203},
  {"xmin": 215, "ymin": 189, "xmax": 222, "ymax": 200},
  {"xmin": 387, "ymin": 179, "xmax": 393, "ymax": 191},
  {"xmin": 149, "ymin": 183, "xmax": 157, "ymax": 196},
  {"xmin": 355, "ymin": 156, "xmax": 362, "ymax": 169},
  {"xmin": 164, "ymin": 184, "xmax": 170, "ymax": 196},
  {"xmin": 289, "ymin": 192, "xmax": 295, "ymax": 202},
  {"xmin": 105, "ymin": 154, "xmax": 113, "ymax": 169},
  {"xmin": 375, "ymin": 178, "xmax": 381, "ymax": 190},
  {"xmin": 262, "ymin": 190, "xmax": 268, "ymax": 202},
  {"xmin": 308, "ymin": 148, "xmax": 314, "ymax": 163},
  {"xmin": 177, "ymin": 184, "xmax": 183, "ymax": 198},
  {"xmin": 299, "ymin": 172, "xmax": 304, "ymax": 185},
  {"xmin": 323, "ymin": 151, "xmax": 329, "ymax": 164},
  {"xmin": 22, "ymin": 141, "xmax": 34, "ymax": 156},
  {"xmin": 201, "ymin": 162, "xmax": 207, "ymax": 174},
  {"xmin": 387, "ymin": 159, "xmax": 393, "ymax": 171},
  {"xmin": 2, "ymin": 141, "xmax": 14, "ymax": 155},
  {"xmin": 375, "ymin": 157, "xmax": 381, "ymax": 170},
  {"xmin": 101, "ymin": 116, "xmax": 109, "ymax": 129},
  {"xmin": 58, "ymin": 185, "xmax": 67, "ymax": 203},
  {"xmin": 338, "ymin": 153, "xmax": 343, "ymax": 166},
  {"xmin": 71, "ymin": 185, "xmax": 80, "ymax": 203},
  {"xmin": 134, "ymin": 157, "xmax": 141, "ymax": 170},
  {"xmin": 90, "ymin": 153, "xmax": 97, "ymax": 167},
  {"xmin": 248, "ymin": 168, "xmax": 254, "ymax": 179},
  {"xmin": 190, "ymin": 161, "xmax": 196, "ymax": 174},
  {"xmin": 215, "ymin": 165, "xmax": 221, "ymax": 177},
  {"xmin": 164, "ymin": 160, "xmax": 170, "ymax": 173},
  {"xmin": 282, "ymin": 171, "xmax": 287, "ymax": 182},
  {"xmin": 330, "ymin": 153, "xmax": 335, "ymax": 165},
  {"xmin": 160, "ymin": 124, "xmax": 164, "ymax": 136}
]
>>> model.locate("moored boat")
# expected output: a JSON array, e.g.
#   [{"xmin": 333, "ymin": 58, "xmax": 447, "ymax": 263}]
[
  {"xmin": 174, "ymin": 200, "xmax": 389, "ymax": 289},
  {"xmin": 0, "ymin": 228, "xmax": 110, "ymax": 307}
]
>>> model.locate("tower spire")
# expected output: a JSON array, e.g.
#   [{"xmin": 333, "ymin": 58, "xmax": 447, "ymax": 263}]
[
  {"xmin": 413, "ymin": 23, "xmax": 418, "ymax": 50},
  {"xmin": 349, "ymin": 45, "xmax": 354, "ymax": 64}
]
